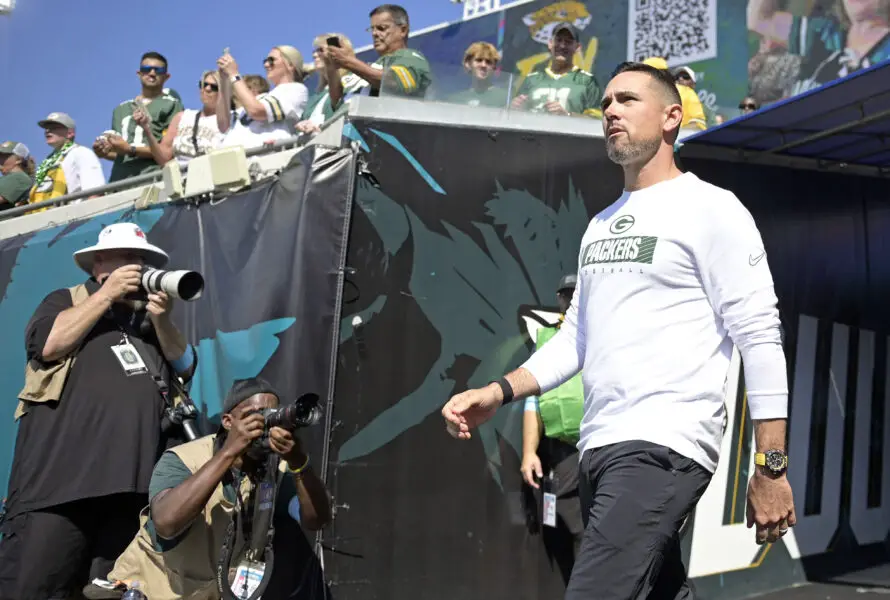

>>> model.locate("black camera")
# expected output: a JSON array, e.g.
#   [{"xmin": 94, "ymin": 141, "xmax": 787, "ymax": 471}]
[
  {"xmin": 246, "ymin": 393, "xmax": 322, "ymax": 460},
  {"xmin": 260, "ymin": 392, "xmax": 322, "ymax": 430}
]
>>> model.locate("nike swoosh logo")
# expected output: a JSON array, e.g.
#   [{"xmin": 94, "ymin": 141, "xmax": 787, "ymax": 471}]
[{"xmin": 749, "ymin": 252, "xmax": 765, "ymax": 266}]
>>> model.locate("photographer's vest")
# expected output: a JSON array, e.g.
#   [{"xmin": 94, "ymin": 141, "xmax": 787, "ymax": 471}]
[
  {"xmin": 536, "ymin": 325, "xmax": 584, "ymax": 445},
  {"xmin": 14, "ymin": 284, "xmax": 90, "ymax": 421},
  {"xmin": 109, "ymin": 435, "xmax": 244, "ymax": 600},
  {"xmin": 14, "ymin": 284, "xmax": 188, "ymax": 422}
]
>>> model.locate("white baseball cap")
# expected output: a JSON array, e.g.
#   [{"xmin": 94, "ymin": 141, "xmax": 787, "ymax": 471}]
[
  {"xmin": 38, "ymin": 112, "xmax": 76, "ymax": 130},
  {"xmin": 673, "ymin": 66, "xmax": 697, "ymax": 84},
  {"xmin": 73, "ymin": 223, "xmax": 169, "ymax": 275}
]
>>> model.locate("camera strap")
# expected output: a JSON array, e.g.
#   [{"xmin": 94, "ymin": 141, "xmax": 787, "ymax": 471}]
[
  {"xmin": 219, "ymin": 458, "xmax": 280, "ymax": 600},
  {"xmin": 127, "ymin": 335, "xmax": 175, "ymax": 411}
]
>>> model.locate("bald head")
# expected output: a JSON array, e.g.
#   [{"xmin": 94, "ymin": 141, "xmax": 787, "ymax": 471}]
[{"xmin": 611, "ymin": 61, "xmax": 681, "ymax": 107}]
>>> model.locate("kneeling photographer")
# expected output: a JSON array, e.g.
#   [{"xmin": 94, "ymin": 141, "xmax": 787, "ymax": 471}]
[{"xmin": 87, "ymin": 378, "xmax": 332, "ymax": 600}]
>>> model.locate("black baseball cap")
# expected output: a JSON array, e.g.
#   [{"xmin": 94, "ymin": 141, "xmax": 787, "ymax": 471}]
[
  {"xmin": 222, "ymin": 377, "xmax": 281, "ymax": 414},
  {"xmin": 552, "ymin": 23, "xmax": 579, "ymax": 41},
  {"xmin": 558, "ymin": 274, "xmax": 577, "ymax": 292}
]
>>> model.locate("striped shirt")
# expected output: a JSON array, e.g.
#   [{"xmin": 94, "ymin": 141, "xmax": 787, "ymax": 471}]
[{"xmin": 222, "ymin": 82, "xmax": 308, "ymax": 150}]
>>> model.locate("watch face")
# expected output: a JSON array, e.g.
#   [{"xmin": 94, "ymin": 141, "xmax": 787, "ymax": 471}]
[{"xmin": 765, "ymin": 450, "xmax": 787, "ymax": 473}]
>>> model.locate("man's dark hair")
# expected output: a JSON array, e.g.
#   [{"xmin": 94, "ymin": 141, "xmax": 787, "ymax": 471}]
[
  {"xmin": 141, "ymin": 51, "xmax": 168, "ymax": 68},
  {"xmin": 370, "ymin": 4, "xmax": 410, "ymax": 28},
  {"xmin": 223, "ymin": 377, "xmax": 280, "ymax": 415},
  {"xmin": 611, "ymin": 61, "xmax": 681, "ymax": 107}
]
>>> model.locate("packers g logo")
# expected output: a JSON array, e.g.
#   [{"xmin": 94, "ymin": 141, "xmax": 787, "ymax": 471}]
[{"xmin": 609, "ymin": 215, "xmax": 635, "ymax": 234}]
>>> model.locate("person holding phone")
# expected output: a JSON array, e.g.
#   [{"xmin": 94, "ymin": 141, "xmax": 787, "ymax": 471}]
[
  {"xmin": 216, "ymin": 45, "xmax": 309, "ymax": 150},
  {"xmin": 132, "ymin": 70, "xmax": 225, "ymax": 168},
  {"xmin": 93, "ymin": 51, "xmax": 183, "ymax": 183},
  {"xmin": 322, "ymin": 4, "xmax": 432, "ymax": 99},
  {"xmin": 297, "ymin": 33, "xmax": 369, "ymax": 135}
]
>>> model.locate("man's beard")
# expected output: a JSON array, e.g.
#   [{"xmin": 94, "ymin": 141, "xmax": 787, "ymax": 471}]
[{"xmin": 606, "ymin": 134, "xmax": 660, "ymax": 166}]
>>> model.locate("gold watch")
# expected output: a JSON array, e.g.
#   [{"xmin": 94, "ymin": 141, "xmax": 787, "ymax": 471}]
[{"xmin": 754, "ymin": 449, "xmax": 788, "ymax": 476}]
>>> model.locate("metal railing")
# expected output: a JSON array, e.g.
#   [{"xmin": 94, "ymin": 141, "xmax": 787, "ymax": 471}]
[{"xmin": 0, "ymin": 133, "xmax": 313, "ymax": 222}]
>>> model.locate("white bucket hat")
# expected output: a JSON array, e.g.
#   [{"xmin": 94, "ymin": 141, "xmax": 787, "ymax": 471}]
[{"xmin": 73, "ymin": 223, "xmax": 169, "ymax": 275}]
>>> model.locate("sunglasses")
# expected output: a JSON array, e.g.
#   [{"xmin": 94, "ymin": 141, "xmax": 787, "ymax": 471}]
[
  {"xmin": 263, "ymin": 56, "xmax": 277, "ymax": 66},
  {"xmin": 140, "ymin": 65, "xmax": 167, "ymax": 75},
  {"xmin": 199, "ymin": 81, "xmax": 219, "ymax": 92},
  {"xmin": 739, "ymin": 103, "xmax": 757, "ymax": 110}
]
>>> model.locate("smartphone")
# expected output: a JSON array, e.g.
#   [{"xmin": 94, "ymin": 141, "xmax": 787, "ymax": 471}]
[{"xmin": 326, "ymin": 36, "xmax": 341, "ymax": 48}]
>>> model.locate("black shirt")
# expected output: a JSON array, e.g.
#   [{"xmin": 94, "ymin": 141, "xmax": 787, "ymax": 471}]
[{"xmin": 5, "ymin": 279, "xmax": 178, "ymax": 518}]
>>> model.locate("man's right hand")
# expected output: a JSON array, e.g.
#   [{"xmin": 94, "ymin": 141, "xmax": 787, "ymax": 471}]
[
  {"xmin": 442, "ymin": 384, "xmax": 502, "ymax": 440},
  {"xmin": 221, "ymin": 412, "xmax": 266, "ymax": 459},
  {"xmin": 511, "ymin": 94, "xmax": 528, "ymax": 110},
  {"xmin": 521, "ymin": 453, "xmax": 543, "ymax": 489},
  {"xmin": 98, "ymin": 265, "xmax": 143, "ymax": 302}
]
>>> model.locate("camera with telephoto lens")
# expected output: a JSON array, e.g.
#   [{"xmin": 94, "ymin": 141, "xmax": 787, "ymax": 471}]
[
  {"xmin": 261, "ymin": 392, "xmax": 322, "ymax": 431},
  {"xmin": 247, "ymin": 393, "xmax": 322, "ymax": 460},
  {"xmin": 140, "ymin": 266, "xmax": 205, "ymax": 301}
]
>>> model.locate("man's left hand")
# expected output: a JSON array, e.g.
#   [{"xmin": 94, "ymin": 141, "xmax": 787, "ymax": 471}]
[
  {"xmin": 146, "ymin": 291, "xmax": 173, "ymax": 319},
  {"xmin": 269, "ymin": 426, "xmax": 306, "ymax": 467},
  {"xmin": 746, "ymin": 472, "xmax": 796, "ymax": 544}
]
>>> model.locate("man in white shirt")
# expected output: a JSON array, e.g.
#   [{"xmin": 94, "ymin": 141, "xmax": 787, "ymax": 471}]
[
  {"xmin": 442, "ymin": 62, "xmax": 796, "ymax": 599},
  {"xmin": 30, "ymin": 112, "xmax": 105, "ymax": 207}
]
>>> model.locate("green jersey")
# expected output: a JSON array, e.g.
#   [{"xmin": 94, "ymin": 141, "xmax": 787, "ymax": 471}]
[
  {"xmin": 0, "ymin": 171, "xmax": 33, "ymax": 207},
  {"xmin": 517, "ymin": 66, "xmax": 601, "ymax": 118},
  {"xmin": 447, "ymin": 85, "xmax": 510, "ymax": 109},
  {"xmin": 109, "ymin": 91, "xmax": 183, "ymax": 182},
  {"xmin": 373, "ymin": 48, "xmax": 432, "ymax": 98}
]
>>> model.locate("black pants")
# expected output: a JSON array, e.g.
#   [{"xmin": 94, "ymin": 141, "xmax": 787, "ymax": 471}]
[
  {"xmin": 0, "ymin": 493, "xmax": 146, "ymax": 600},
  {"xmin": 566, "ymin": 441, "xmax": 712, "ymax": 600}
]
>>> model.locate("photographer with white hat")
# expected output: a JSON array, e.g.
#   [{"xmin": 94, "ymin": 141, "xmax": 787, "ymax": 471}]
[{"xmin": 0, "ymin": 222, "xmax": 198, "ymax": 600}]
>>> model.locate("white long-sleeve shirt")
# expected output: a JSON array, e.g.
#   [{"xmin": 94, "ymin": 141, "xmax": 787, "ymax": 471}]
[{"xmin": 522, "ymin": 172, "xmax": 787, "ymax": 472}]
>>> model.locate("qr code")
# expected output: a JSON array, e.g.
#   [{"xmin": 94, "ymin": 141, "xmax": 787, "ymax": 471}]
[{"xmin": 627, "ymin": 0, "xmax": 718, "ymax": 66}]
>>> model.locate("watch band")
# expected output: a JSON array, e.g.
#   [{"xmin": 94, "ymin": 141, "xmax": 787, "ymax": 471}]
[
  {"xmin": 754, "ymin": 449, "xmax": 788, "ymax": 475},
  {"xmin": 491, "ymin": 377, "xmax": 514, "ymax": 405},
  {"xmin": 230, "ymin": 74, "xmax": 243, "ymax": 84}
]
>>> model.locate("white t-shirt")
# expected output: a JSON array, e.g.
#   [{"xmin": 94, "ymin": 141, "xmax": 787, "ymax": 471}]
[
  {"xmin": 222, "ymin": 82, "xmax": 308, "ymax": 150},
  {"xmin": 522, "ymin": 172, "xmax": 787, "ymax": 473},
  {"xmin": 172, "ymin": 109, "xmax": 225, "ymax": 167}
]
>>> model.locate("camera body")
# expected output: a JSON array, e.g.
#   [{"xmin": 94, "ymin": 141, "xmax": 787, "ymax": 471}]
[
  {"xmin": 248, "ymin": 393, "xmax": 322, "ymax": 458},
  {"xmin": 260, "ymin": 393, "xmax": 322, "ymax": 431}
]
